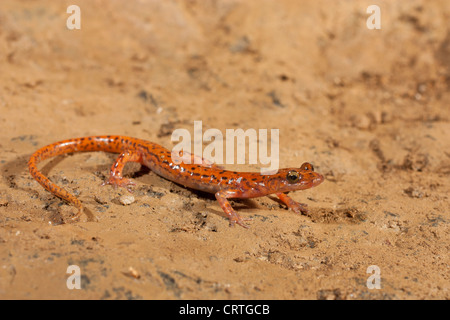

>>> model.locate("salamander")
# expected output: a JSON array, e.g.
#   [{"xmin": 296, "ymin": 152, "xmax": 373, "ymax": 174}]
[{"xmin": 28, "ymin": 135, "xmax": 324, "ymax": 228}]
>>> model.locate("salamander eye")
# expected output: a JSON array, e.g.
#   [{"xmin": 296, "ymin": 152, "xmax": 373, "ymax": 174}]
[
  {"xmin": 286, "ymin": 170, "xmax": 301, "ymax": 184},
  {"xmin": 301, "ymin": 162, "xmax": 314, "ymax": 171}
]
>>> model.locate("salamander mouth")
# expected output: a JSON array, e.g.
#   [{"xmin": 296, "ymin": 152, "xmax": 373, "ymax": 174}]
[
  {"xmin": 302, "ymin": 173, "xmax": 324, "ymax": 189},
  {"xmin": 291, "ymin": 173, "xmax": 324, "ymax": 191},
  {"xmin": 312, "ymin": 174, "xmax": 324, "ymax": 186}
]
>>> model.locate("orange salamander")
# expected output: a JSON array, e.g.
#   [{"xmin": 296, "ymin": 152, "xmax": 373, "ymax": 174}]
[{"xmin": 28, "ymin": 135, "xmax": 324, "ymax": 228}]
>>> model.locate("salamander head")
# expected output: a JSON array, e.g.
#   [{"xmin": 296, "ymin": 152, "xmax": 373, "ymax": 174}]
[{"xmin": 269, "ymin": 162, "xmax": 324, "ymax": 193}]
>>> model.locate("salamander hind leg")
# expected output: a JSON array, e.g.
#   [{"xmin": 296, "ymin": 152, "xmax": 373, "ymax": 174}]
[
  {"xmin": 102, "ymin": 176, "xmax": 136, "ymax": 192},
  {"xmin": 215, "ymin": 190, "xmax": 252, "ymax": 228},
  {"xmin": 101, "ymin": 150, "xmax": 141, "ymax": 192}
]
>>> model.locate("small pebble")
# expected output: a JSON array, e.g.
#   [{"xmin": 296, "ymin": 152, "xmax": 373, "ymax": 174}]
[
  {"xmin": 122, "ymin": 266, "xmax": 140, "ymax": 279},
  {"xmin": 119, "ymin": 194, "xmax": 135, "ymax": 205}
]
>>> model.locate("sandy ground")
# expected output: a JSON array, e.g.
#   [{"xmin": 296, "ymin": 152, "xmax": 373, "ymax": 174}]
[{"xmin": 0, "ymin": 0, "xmax": 449, "ymax": 300}]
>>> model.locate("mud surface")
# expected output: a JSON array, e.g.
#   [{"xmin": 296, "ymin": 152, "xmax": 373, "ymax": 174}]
[{"xmin": 0, "ymin": 0, "xmax": 449, "ymax": 299}]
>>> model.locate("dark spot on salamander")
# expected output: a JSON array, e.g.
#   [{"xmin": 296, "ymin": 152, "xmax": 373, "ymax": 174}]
[
  {"xmin": 252, "ymin": 178, "xmax": 258, "ymax": 181},
  {"xmin": 221, "ymin": 176, "xmax": 228, "ymax": 180},
  {"xmin": 201, "ymin": 175, "xmax": 209, "ymax": 179},
  {"xmin": 210, "ymin": 175, "xmax": 216, "ymax": 180},
  {"xmin": 192, "ymin": 172, "xmax": 200, "ymax": 176}
]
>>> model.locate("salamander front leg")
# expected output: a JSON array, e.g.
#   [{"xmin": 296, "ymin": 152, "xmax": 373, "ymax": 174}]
[
  {"xmin": 101, "ymin": 151, "xmax": 142, "ymax": 192},
  {"xmin": 215, "ymin": 190, "xmax": 252, "ymax": 228},
  {"xmin": 276, "ymin": 192, "xmax": 308, "ymax": 214}
]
